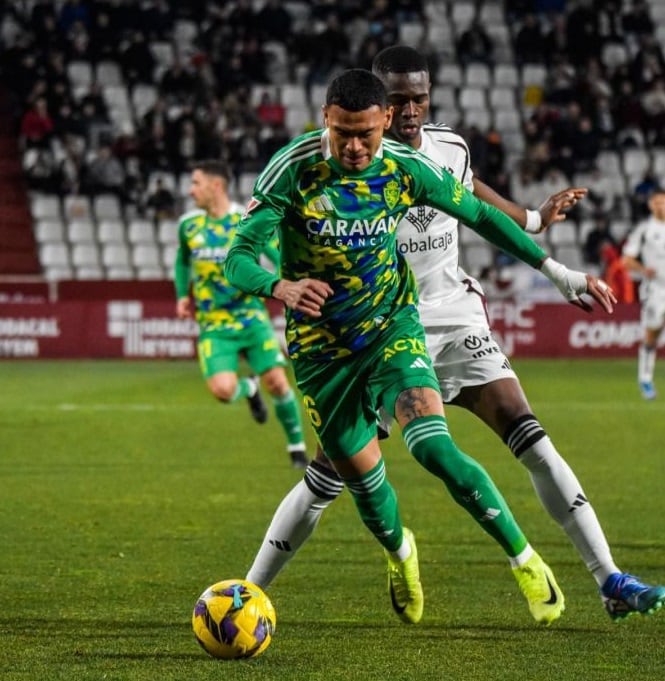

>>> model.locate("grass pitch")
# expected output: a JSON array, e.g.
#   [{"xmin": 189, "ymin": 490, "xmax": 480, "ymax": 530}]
[{"xmin": 0, "ymin": 358, "xmax": 664, "ymax": 681}]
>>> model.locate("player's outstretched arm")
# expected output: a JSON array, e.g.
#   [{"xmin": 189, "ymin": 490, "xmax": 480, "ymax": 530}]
[
  {"xmin": 540, "ymin": 258, "xmax": 617, "ymax": 313},
  {"xmin": 473, "ymin": 178, "xmax": 588, "ymax": 233}
]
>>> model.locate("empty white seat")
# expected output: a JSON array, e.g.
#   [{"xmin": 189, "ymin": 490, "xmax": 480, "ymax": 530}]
[
  {"xmin": 548, "ymin": 220, "xmax": 578, "ymax": 247},
  {"xmin": 162, "ymin": 243, "xmax": 178, "ymax": 270},
  {"xmin": 75, "ymin": 266, "xmax": 104, "ymax": 280},
  {"xmin": 493, "ymin": 109, "xmax": 522, "ymax": 133},
  {"xmin": 493, "ymin": 64, "xmax": 519, "ymax": 88},
  {"xmin": 280, "ymin": 83, "xmax": 307, "ymax": 107},
  {"xmin": 436, "ymin": 63, "xmax": 463, "ymax": 87},
  {"xmin": 462, "ymin": 243, "xmax": 495, "ymax": 273},
  {"xmin": 96, "ymin": 60, "xmax": 123, "ymax": 86},
  {"xmin": 132, "ymin": 243, "xmax": 161, "ymax": 268},
  {"xmin": 106, "ymin": 266, "xmax": 134, "ymax": 279},
  {"xmin": 93, "ymin": 193, "xmax": 122, "ymax": 220},
  {"xmin": 553, "ymin": 245, "xmax": 585, "ymax": 270},
  {"xmin": 98, "ymin": 219, "xmax": 126, "ymax": 244},
  {"xmin": 489, "ymin": 86, "xmax": 516, "ymax": 110},
  {"xmin": 40, "ymin": 243, "xmax": 70, "ymax": 268},
  {"xmin": 71, "ymin": 243, "xmax": 101, "ymax": 268},
  {"xmin": 458, "ymin": 86, "xmax": 487, "ymax": 111},
  {"xmin": 132, "ymin": 83, "xmax": 159, "ymax": 119},
  {"xmin": 102, "ymin": 243, "xmax": 131, "ymax": 268},
  {"xmin": 34, "ymin": 219, "xmax": 65, "ymax": 244},
  {"xmin": 521, "ymin": 64, "xmax": 547, "ymax": 87},
  {"xmin": 63, "ymin": 194, "xmax": 92, "ymax": 221},
  {"xmin": 622, "ymin": 149, "xmax": 651, "ymax": 177},
  {"xmin": 465, "ymin": 63, "xmax": 492, "ymax": 88},
  {"xmin": 464, "ymin": 109, "xmax": 491, "ymax": 129},
  {"xmin": 157, "ymin": 219, "xmax": 179, "ymax": 245},
  {"xmin": 285, "ymin": 105, "xmax": 312, "ymax": 136},
  {"xmin": 136, "ymin": 266, "xmax": 165, "ymax": 280},
  {"xmin": 399, "ymin": 21, "xmax": 424, "ymax": 47},
  {"xmin": 30, "ymin": 193, "xmax": 62, "ymax": 220},
  {"xmin": 430, "ymin": 85, "xmax": 456, "ymax": 110},
  {"xmin": 67, "ymin": 219, "xmax": 96, "ymax": 244},
  {"xmin": 128, "ymin": 219, "xmax": 156, "ymax": 245},
  {"xmin": 44, "ymin": 265, "xmax": 74, "ymax": 280},
  {"xmin": 67, "ymin": 60, "xmax": 93, "ymax": 88}
]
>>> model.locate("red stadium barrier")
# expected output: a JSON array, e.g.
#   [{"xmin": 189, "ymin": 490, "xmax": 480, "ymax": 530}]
[{"xmin": 0, "ymin": 280, "xmax": 659, "ymax": 359}]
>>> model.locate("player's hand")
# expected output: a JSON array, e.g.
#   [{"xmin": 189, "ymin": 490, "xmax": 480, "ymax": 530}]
[
  {"xmin": 570, "ymin": 275, "xmax": 617, "ymax": 314},
  {"xmin": 273, "ymin": 278, "xmax": 333, "ymax": 317},
  {"xmin": 176, "ymin": 296, "xmax": 192, "ymax": 319},
  {"xmin": 537, "ymin": 187, "xmax": 588, "ymax": 231}
]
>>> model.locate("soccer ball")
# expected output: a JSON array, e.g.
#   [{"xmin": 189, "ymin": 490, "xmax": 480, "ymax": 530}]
[{"xmin": 192, "ymin": 579, "xmax": 276, "ymax": 660}]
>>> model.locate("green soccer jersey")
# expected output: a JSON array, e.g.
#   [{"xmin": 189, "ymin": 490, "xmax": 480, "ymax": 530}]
[
  {"xmin": 173, "ymin": 207, "xmax": 279, "ymax": 335},
  {"xmin": 226, "ymin": 129, "xmax": 546, "ymax": 360}
]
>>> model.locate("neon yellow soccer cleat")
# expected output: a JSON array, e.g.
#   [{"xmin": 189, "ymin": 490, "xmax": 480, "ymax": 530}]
[
  {"xmin": 385, "ymin": 527, "xmax": 424, "ymax": 624},
  {"xmin": 512, "ymin": 552, "xmax": 565, "ymax": 625}
]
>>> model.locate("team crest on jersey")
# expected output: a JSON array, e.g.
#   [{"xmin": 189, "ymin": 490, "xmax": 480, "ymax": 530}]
[{"xmin": 383, "ymin": 180, "xmax": 400, "ymax": 210}]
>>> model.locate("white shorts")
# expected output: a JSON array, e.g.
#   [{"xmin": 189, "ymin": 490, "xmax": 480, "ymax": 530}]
[
  {"xmin": 426, "ymin": 325, "xmax": 517, "ymax": 403},
  {"xmin": 641, "ymin": 293, "xmax": 665, "ymax": 331}
]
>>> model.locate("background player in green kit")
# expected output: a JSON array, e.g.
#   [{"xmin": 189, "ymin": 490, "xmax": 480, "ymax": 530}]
[
  {"xmin": 226, "ymin": 70, "xmax": 615, "ymax": 625},
  {"xmin": 174, "ymin": 159, "xmax": 308, "ymax": 468}
]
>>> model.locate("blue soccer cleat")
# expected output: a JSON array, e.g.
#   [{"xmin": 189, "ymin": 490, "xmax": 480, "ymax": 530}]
[
  {"xmin": 601, "ymin": 572, "xmax": 665, "ymax": 620},
  {"xmin": 639, "ymin": 381, "xmax": 656, "ymax": 400}
]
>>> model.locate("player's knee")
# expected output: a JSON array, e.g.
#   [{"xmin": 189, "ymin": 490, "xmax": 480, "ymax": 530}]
[
  {"xmin": 261, "ymin": 367, "xmax": 289, "ymax": 396},
  {"xmin": 207, "ymin": 375, "xmax": 237, "ymax": 402}
]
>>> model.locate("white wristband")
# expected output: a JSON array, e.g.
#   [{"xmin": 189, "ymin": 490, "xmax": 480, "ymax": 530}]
[
  {"xmin": 540, "ymin": 257, "xmax": 587, "ymax": 301},
  {"xmin": 525, "ymin": 209, "xmax": 542, "ymax": 233}
]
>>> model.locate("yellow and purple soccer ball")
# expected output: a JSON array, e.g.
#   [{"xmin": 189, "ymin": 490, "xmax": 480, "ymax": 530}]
[{"xmin": 192, "ymin": 579, "xmax": 276, "ymax": 660}]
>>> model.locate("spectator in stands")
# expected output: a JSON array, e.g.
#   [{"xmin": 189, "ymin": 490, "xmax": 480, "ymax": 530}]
[
  {"xmin": 81, "ymin": 143, "xmax": 126, "ymax": 199},
  {"xmin": 255, "ymin": 90, "xmax": 286, "ymax": 130},
  {"xmin": 88, "ymin": 8, "xmax": 120, "ymax": 63},
  {"xmin": 119, "ymin": 30, "xmax": 157, "ymax": 89},
  {"xmin": 612, "ymin": 78, "xmax": 647, "ymax": 147},
  {"xmin": 20, "ymin": 96, "xmax": 54, "ymax": 149},
  {"xmin": 514, "ymin": 13, "xmax": 546, "ymax": 65},
  {"xmin": 622, "ymin": 0, "xmax": 655, "ymax": 39},
  {"xmin": 583, "ymin": 210, "xmax": 619, "ymax": 265},
  {"xmin": 23, "ymin": 146, "xmax": 62, "ymax": 193},
  {"xmin": 303, "ymin": 10, "xmax": 351, "ymax": 101},
  {"xmin": 629, "ymin": 34, "xmax": 665, "ymax": 93},
  {"xmin": 145, "ymin": 177, "xmax": 177, "ymax": 221},
  {"xmin": 456, "ymin": 20, "xmax": 494, "ymax": 67},
  {"xmin": 566, "ymin": 0, "xmax": 602, "ymax": 67},
  {"xmin": 543, "ymin": 13, "xmax": 569, "ymax": 68},
  {"xmin": 140, "ymin": 0, "xmax": 175, "ymax": 41},
  {"xmin": 161, "ymin": 56, "xmax": 205, "ymax": 107},
  {"xmin": 640, "ymin": 77, "xmax": 665, "ymax": 144},
  {"xmin": 255, "ymin": 0, "xmax": 293, "ymax": 45},
  {"xmin": 631, "ymin": 166, "xmax": 660, "ymax": 220}
]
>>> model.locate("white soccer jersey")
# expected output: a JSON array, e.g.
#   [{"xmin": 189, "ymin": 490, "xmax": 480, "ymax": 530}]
[
  {"xmin": 622, "ymin": 217, "xmax": 665, "ymax": 301},
  {"xmin": 396, "ymin": 123, "xmax": 487, "ymax": 328}
]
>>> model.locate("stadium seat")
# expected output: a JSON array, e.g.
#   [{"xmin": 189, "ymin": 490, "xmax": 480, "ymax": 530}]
[
  {"xmin": 479, "ymin": 2, "xmax": 505, "ymax": 24},
  {"xmin": 93, "ymin": 193, "xmax": 123, "ymax": 221},
  {"xmin": 34, "ymin": 219, "xmax": 65, "ymax": 244},
  {"xmin": 67, "ymin": 219, "xmax": 96, "ymax": 245},
  {"xmin": 98, "ymin": 219, "xmax": 126, "ymax": 245},
  {"xmin": 71, "ymin": 243, "xmax": 101, "ymax": 269},
  {"xmin": 280, "ymin": 83, "xmax": 307, "ymax": 108},
  {"xmin": 106, "ymin": 266, "xmax": 134, "ymax": 279},
  {"xmin": 493, "ymin": 109, "xmax": 522, "ymax": 133},
  {"xmin": 157, "ymin": 219, "xmax": 179, "ymax": 246},
  {"xmin": 493, "ymin": 64, "xmax": 519, "ymax": 88},
  {"xmin": 30, "ymin": 193, "xmax": 62, "ymax": 220},
  {"xmin": 131, "ymin": 243, "xmax": 161, "ymax": 269},
  {"xmin": 622, "ymin": 149, "xmax": 651, "ymax": 177},
  {"xmin": 450, "ymin": 2, "xmax": 476, "ymax": 31},
  {"xmin": 399, "ymin": 22, "xmax": 425, "ymax": 48},
  {"xmin": 66, "ymin": 60, "xmax": 93, "ymax": 89},
  {"xmin": 489, "ymin": 86, "xmax": 517, "ymax": 110},
  {"xmin": 464, "ymin": 109, "xmax": 491, "ymax": 130},
  {"xmin": 161, "ymin": 243, "xmax": 178, "ymax": 270},
  {"xmin": 285, "ymin": 106, "xmax": 313, "ymax": 137},
  {"xmin": 63, "ymin": 195, "xmax": 92, "ymax": 222},
  {"xmin": 458, "ymin": 86, "xmax": 487, "ymax": 111},
  {"xmin": 96, "ymin": 60, "xmax": 123, "ymax": 86},
  {"xmin": 40, "ymin": 243, "xmax": 70, "ymax": 269},
  {"xmin": 102, "ymin": 243, "xmax": 131, "ymax": 269},
  {"xmin": 131, "ymin": 84, "xmax": 159, "ymax": 120},
  {"xmin": 127, "ymin": 219, "xmax": 156, "ymax": 245},
  {"xmin": 521, "ymin": 64, "xmax": 547, "ymax": 87},
  {"xmin": 547, "ymin": 220, "xmax": 578, "ymax": 247},
  {"xmin": 436, "ymin": 63, "xmax": 463, "ymax": 87},
  {"xmin": 461, "ymin": 243, "xmax": 494, "ymax": 274},
  {"xmin": 465, "ymin": 64, "xmax": 492, "ymax": 88},
  {"xmin": 553, "ymin": 245, "xmax": 585, "ymax": 270},
  {"xmin": 43, "ymin": 265, "xmax": 74, "ymax": 280}
]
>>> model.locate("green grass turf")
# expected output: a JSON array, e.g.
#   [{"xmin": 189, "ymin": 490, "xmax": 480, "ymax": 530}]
[{"xmin": 0, "ymin": 358, "xmax": 664, "ymax": 681}]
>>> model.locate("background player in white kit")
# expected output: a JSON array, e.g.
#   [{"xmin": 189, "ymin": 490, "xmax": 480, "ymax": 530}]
[
  {"xmin": 245, "ymin": 47, "xmax": 665, "ymax": 620},
  {"xmin": 622, "ymin": 187, "xmax": 665, "ymax": 400}
]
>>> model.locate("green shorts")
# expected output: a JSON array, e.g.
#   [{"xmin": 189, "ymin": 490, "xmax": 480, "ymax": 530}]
[
  {"xmin": 293, "ymin": 309, "xmax": 440, "ymax": 459},
  {"xmin": 197, "ymin": 320, "xmax": 287, "ymax": 379}
]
